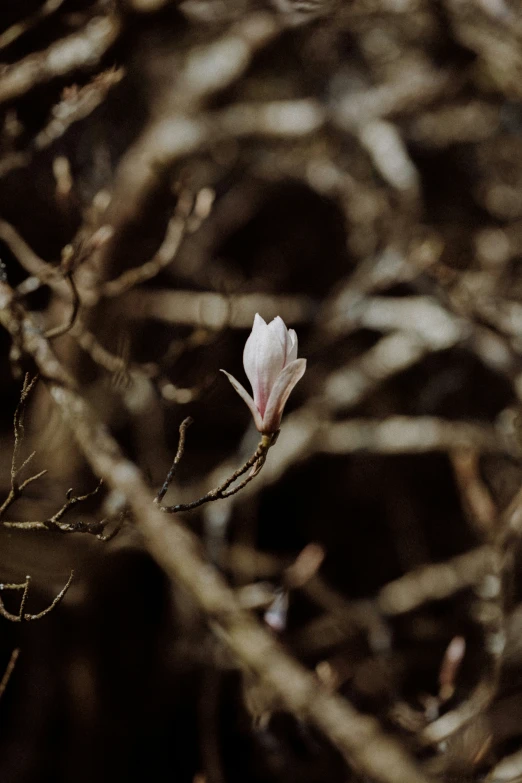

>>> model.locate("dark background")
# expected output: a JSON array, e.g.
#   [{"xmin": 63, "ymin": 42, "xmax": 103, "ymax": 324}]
[{"xmin": 1, "ymin": 0, "xmax": 522, "ymax": 781}]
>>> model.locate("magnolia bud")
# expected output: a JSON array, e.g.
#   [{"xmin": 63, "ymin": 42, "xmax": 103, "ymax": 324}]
[{"xmin": 221, "ymin": 314, "xmax": 306, "ymax": 434}]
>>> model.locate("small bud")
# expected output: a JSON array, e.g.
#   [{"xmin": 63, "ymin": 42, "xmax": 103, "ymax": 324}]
[{"xmin": 221, "ymin": 314, "xmax": 306, "ymax": 434}]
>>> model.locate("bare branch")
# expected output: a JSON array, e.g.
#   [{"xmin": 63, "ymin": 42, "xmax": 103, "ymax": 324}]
[
  {"xmin": 44, "ymin": 271, "xmax": 81, "ymax": 339},
  {"xmin": 0, "ymin": 571, "xmax": 74, "ymax": 622},
  {"xmin": 0, "ymin": 373, "xmax": 45, "ymax": 519},
  {"xmin": 0, "ymin": 15, "xmax": 121, "ymax": 106},
  {"xmin": 0, "ymin": 68, "xmax": 125, "ymax": 179},
  {"xmin": 100, "ymin": 193, "xmax": 195, "ymax": 299},
  {"xmin": 0, "ymin": 648, "xmax": 20, "ymax": 700},
  {"xmin": 317, "ymin": 416, "xmax": 516, "ymax": 456},
  {"xmin": 0, "ymin": 219, "xmax": 66, "ymax": 294},
  {"xmin": 0, "ymin": 0, "xmax": 66, "ymax": 51},
  {"xmin": 158, "ymin": 434, "xmax": 274, "ymax": 514},
  {"xmin": 377, "ymin": 546, "xmax": 497, "ymax": 616},
  {"xmin": 155, "ymin": 417, "xmax": 194, "ymax": 503}
]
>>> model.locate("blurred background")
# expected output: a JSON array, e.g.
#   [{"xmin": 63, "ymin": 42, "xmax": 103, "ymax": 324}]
[{"xmin": 2, "ymin": 0, "xmax": 522, "ymax": 781}]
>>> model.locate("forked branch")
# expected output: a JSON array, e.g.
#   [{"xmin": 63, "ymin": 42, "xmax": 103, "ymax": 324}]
[
  {"xmin": 0, "ymin": 571, "xmax": 74, "ymax": 623},
  {"xmin": 156, "ymin": 426, "xmax": 275, "ymax": 513}
]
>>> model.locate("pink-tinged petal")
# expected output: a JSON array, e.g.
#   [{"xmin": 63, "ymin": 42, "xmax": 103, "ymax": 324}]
[
  {"xmin": 221, "ymin": 370, "xmax": 264, "ymax": 431},
  {"xmin": 261, "ymin": 358, "xmax": 307, "ymax": 433},
  {"xmin": 285, "ymin": 329, "xmax": 298, "ymax": 364},
  {"xmin": 243, "ymin": 314, "xmax": 285, "ymax": 415}
]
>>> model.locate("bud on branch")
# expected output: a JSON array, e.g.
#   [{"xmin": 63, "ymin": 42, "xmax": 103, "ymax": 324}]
[{"xmin": 222, "ymin": 314, "xmax": 306, "ymax": 434}]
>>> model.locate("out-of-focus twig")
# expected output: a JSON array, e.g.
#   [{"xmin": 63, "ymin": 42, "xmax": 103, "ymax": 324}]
[
  {"xmin": 44, "ymin": 271, "xmax": 80, "ymax": 339},
  {"xmin": 487, "ymin": 746, "xmax": 522, "ymax": 782},
  {"xmin": 100, "ymin": 192, "xmax": 196, "ymax": 299},
  {"xmin": 0, "ymin": 0, "xmax": 66, "ymax": 51},
  {"xmin": 0, "ymin": 68, "xmax": 124, "ymax": 179},
  {"xmin": 377, "ymin": 546, "xmax": 498, "ymax": 616},
  {"xmin": 98, "ymin": 99, "xmax": 324, "ymax": 268},
  {"xmin": 0, "ymin": 219, "xmax": 65, "ymax": 293},
  {"xmin": 317, "ymin": 417, "xmax": 515, "ymax": 456},
  {"xmin": 451, "ymin": 449, "xmax": 497, "ymax": 539},
  {"xmin": 0, "ymin": 15, "xmax": 121, "ymax": 106},
  {"xmin": 123, "ymin": 289, "xmax": 312, "ymax": 328}
]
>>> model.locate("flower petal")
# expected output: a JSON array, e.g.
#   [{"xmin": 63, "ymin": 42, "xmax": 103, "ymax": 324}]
[
  {"xmin": 243, "ymin": 314, "xmax": 267, "ymax": 383},
  {"xmin": 243, "ymin": 314, "xmax": 286, "ymax": 416},
  {"xmin": 261, "ymin": 358, "xmax": 307, "ymax": 433},
  {"xmin": 220, "ymin": 370, "xmax": 264, "ymax": 431},
  {"xmin": 268, "ymin": 316, "xmax": 289, "ymax": 353},
  {"xmin": 285, "ymin": 329, "xmax": 298, "ymax": 364}
]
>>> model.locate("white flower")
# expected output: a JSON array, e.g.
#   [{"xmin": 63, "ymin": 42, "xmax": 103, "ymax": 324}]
[{"xmin": 221, "ymin": 314, "xmax": 307, "ymax": 434}]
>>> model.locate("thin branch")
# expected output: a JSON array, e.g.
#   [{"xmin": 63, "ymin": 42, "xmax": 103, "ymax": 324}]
[
  {"xmin": 29, "ymin": 67, "xmax": 123, "ymax": 152},
  {"xmin": 0, "ymin": 401, "xmax": 112, "ymax": 535},
  {"xmin": 487, "ymin": 746, "xmax": 522, "ymax": 782},
  {"xmin": 122, "ymin": 289, "xmax": 311, "ymax": 328},
  {"xmin": 44, "ymin": 271, "xmax": 80, "ymax": 339},
  {"xmin": 100, "ymin": 100, "xmax": 323, "ymax": 258},
  {"xmin": 158, "ymin": 435, "xmax": 273, "ymax": 514},
  {"xmin": 155, "ymin": 417, "xmax": 194, "ymax": 503},
  {"xmin": 0, "ymin": 373, "xmax": 44, "ymax": 519},
  {"xmin": 0, "ymin": 219, "xmax": 66, "ymax": 294},
  {"xmin": 1, "ymin": 510, "xmax": 123, "ymax": 538},
  {"xmin": 0, "ymin": 15, "xmax": 121, "ymax": 106},
  {"xmin": 100, "ymin": 194, "xmax": 195, "ymax": 299},
  {"xmin": 317, "ymin": 416, "xmax": 515, "ymax": 456},
  {"xmin": 377, "ymin": 546, "xmax": 497, "ymax": 616},
  {"xmin": 0, "ymin": 571, "xmax": 74, "ymax": 622},
  {"xmin": 323, "ymin": 331, "xmax": 461, "ymax": 411},
  {"xmin": 0, "ymin": 0, "xmax": 66, "ymax": 51},
  {"xmin": 45, "ymin": 480, "xmax": 103, "ymax": 528},
  {"xmin": 0, "ymin": 648, "xmax": 20, "ymax": 699},
  {"xmin": 24, "ymin": 571, "xmax": 74, "ymax": 621}
]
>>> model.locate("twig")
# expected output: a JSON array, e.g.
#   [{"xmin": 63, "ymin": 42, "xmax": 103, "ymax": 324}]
[
  {"xmin": 122, "ymin": 289, "xmax": 312, "ymax": 328},
  {"xmin": 0, "ymin": 68, "xmax": 125, "ymax": 179},
  {"xmin": 102, "ymin": 100, "xmax": 323, "ymax": 243},
  {"xmin": 0, "ymin": 373, "xmax": 46, "ymax": 519},
  {"xmin": 71, "ymin": 315, "xmax": 130, "ymax": 374},
  {"xmin": 323, "ymin": 330, "xmax": 462, "ymax": 411},
  {"xmin": 0, "ymin": 0, "xmax": 66, "ymax": 51},
  {"xmin": 317, "ymin": 417, "xmax": 514, "ymax": 456},
  {"xmin": 0, "ymin": 15, "xmax": 121, "ymax": 106},
  {"xmin": 155, "ymin": 417, "xmax": 194, "ymax": 503},
  {"xmin": 487, "ymin": 746, "xmax": 522, "ymax": 782},
  {"xmin": 44, "ymin": 271, "xmax": 80, "ymax": 339},
  {"xmin": 377, "ymin": 546, "xmax": 497, "ymax": 616},
  {"xmin": 0, "ymin": 219, "xmax": 67, "ymax": 295},
  {"xmin": 0, "ymin": 571, "xmax": 74, "ymax": 622},
  {"xmin": 0, "ymin": 386, "xmax": 114, "ymax": 536},
  {"xmin": 45, "ymin": 481, "xmax": 103, "ymax": 529},
  {"xmin": 0, "ymin": 481, "xmax": 105, "ymax": 534},
  {"xmin": 158, "ymin": 435, "xmax": 274, "ymax": 514},
  {"xmin": 451, "ymin": 449, "xmax": 497, "ymax": 538},
  {"xmin": 100, "ymin": 196, "xmax": 195, "ymax": 299},
  {"xmin": 0, "ymin": 648, "xmax": 20, "ymax": 699}
]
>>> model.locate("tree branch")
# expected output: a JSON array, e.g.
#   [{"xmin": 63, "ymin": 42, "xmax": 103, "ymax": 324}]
[{"xmin": 0, "ymin": 278, "xmax": 436, "ymax": 783}]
